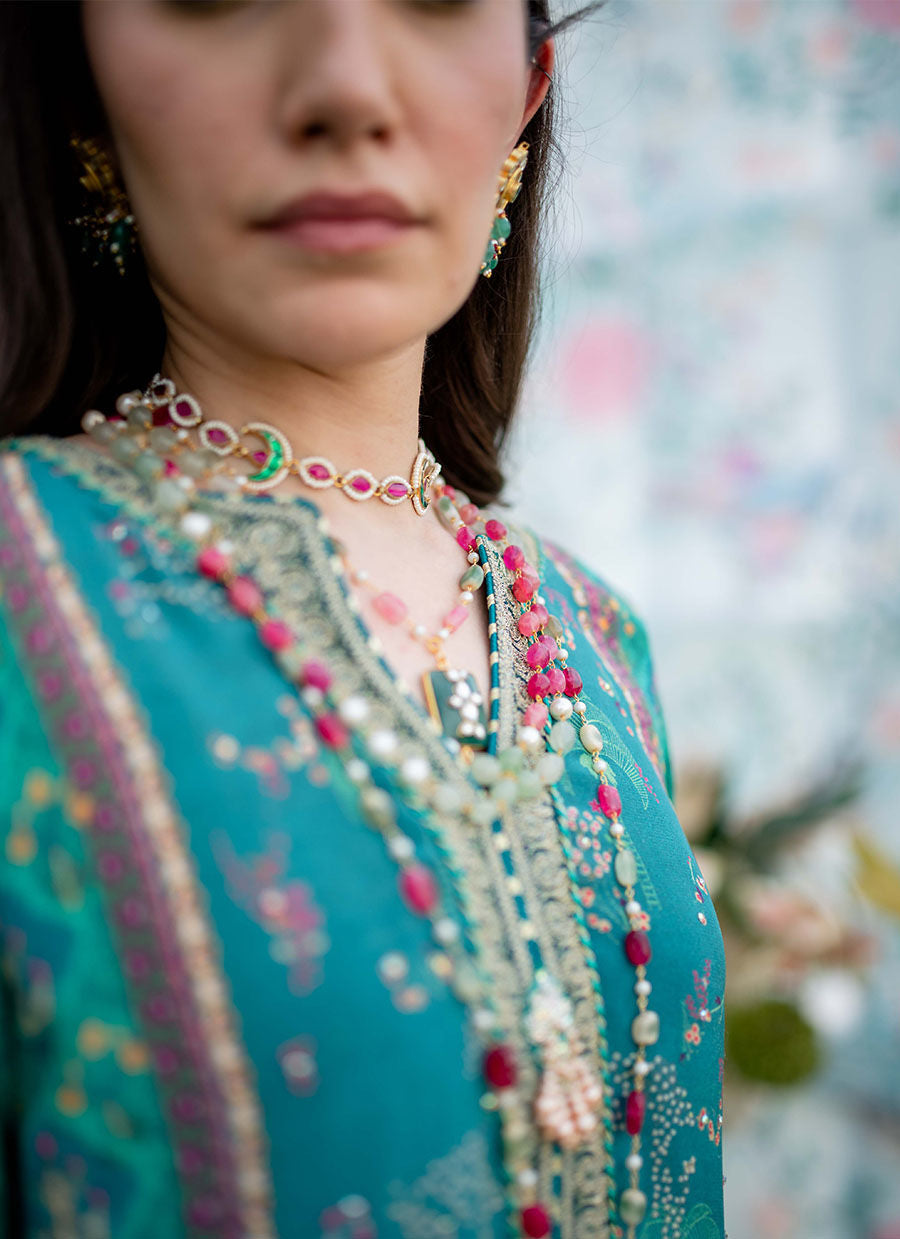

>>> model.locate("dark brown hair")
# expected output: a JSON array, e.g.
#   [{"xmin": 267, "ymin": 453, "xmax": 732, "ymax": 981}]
[{"xmin": 0, "ymin": 1, "xmax": 601, "ymax": 505}]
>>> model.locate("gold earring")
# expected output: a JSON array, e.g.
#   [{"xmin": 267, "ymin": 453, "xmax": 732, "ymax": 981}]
[
  {"xmin": 68, "ymin": 133, "xmax": 138, "ymax": 277},
  {"xmin": 481, "ymin": 141, "xmax": 529, "ymax": 279}
]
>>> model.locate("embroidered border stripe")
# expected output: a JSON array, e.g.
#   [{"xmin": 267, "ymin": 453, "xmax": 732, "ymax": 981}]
[{"xmin": 0, "ymin": 455, "xmax": 276, "ymax": 1239}]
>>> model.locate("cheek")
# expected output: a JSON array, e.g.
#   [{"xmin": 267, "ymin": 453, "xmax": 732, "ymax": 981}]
[
  {"xmin": 418, "ymin": 43, "xmax": 529, "ymax": 276},
  {"xmin": 84, "ymin": 13, "xmax": 251, "ymax": 270}
]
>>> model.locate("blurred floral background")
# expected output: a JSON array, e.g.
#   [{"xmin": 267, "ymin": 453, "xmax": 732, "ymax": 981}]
[{"xmin": 509, "ymin": 2, "xmax": 900, "ymax": 1236}]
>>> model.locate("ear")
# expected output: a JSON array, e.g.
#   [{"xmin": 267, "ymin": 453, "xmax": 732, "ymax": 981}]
[{"xmin": 520, "ymin": 37, "xmax": 554, "ymax": 133}]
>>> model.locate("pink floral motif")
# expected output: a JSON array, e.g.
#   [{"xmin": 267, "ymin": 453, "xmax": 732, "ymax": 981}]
[
  {"xmin": 212, "ymin": 832, "xmax": 329, "ymax": 996},
  {"xmin": 565, "ymin": 807, "xmax": 616, "ymax": 911},
  {"xmin": 277, "ymin": 1034, "xmax": 319, "ymax": 1097},
  {"xmin": 680, "ymin": 958, "xmax": 724, "ymax": 1061}
]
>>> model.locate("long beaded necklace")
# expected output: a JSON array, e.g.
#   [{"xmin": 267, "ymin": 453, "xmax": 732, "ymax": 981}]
[{"xmin": 80, "ymin": 380, "xmax": 660, "ymax": 1238}]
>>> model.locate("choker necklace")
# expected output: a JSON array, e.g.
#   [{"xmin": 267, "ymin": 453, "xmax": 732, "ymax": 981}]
[
  {"xmin": 79, "ymin": 376, "xmax": 661, "ymax": 1239},
  {"xmin": 133, "ymin": 373, "xmax": 442, "ymax": 513}
]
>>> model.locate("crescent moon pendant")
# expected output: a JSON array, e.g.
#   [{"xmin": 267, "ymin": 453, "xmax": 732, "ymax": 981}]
[{"xmin": 241, "ymin": 423, "xmax": 293, "ymax": 493}]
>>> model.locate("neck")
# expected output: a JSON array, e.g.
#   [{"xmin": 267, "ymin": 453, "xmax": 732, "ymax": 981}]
[{"xmin": 159, "ymin": 331, "xmax": 435, "ymax": 536}]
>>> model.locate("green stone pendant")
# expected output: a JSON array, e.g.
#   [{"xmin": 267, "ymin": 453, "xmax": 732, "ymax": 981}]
[{"xmin": 422, "ymin": 669, "xmax": 488, "ymax": 748}]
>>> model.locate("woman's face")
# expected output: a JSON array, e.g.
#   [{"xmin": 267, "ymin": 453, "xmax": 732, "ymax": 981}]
[{"xmin": 81, "ymin": 0, "xmax": 552, "ymax": 374}]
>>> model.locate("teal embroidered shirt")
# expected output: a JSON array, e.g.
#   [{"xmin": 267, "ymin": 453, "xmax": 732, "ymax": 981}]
[{"xmin": 0, "ymin": 439, "xmax": 725, "ymax": 1239}]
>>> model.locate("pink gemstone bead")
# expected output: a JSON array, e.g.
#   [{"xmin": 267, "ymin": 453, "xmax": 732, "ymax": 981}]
[
  {"xmin": 518, "ymin": 609, "xmax": 541, "ymax": 637},
  {"xmin": 259, "ymin": 619, "xmax": 294, "ymax": 651},
  {"xmin": 562, "ymin": 666, "xmax": 583, "ymax": 697},
  {"xmin": 521, "ymin": 1204, "xmax": 552, "ymax": 1238},
  {"xmin": 227, "ymin": 576, "xmax": 262, "ymax": 616},
  {"xmin": 483, "ymin": 1044, "xmax": 518, "ymax": 1089},
  {"xmin": 351, "ymin": 475, "xmax": 372, "ymax": 493},
  {"xmin": 442, "ymin": 484, "xmax": 456, "ymax": 500},
  {"xmin": 399, "ymin": 864, "xmax": 438, "ymax": 915},
  {"xmin": 543, "ymin": 636, "xmax": 560, "ymax": 662},
  {"xmin": 625, "ymin": 1089, "xmax": 647, "ymax": 1135},
  {"xmin": 309, "ymin": 463, "xmax": 331, "ymax": 480},
  {"xmin": 315, "ymin": 714, "xmax": 348, "ymax": 749},
  {"xmin": 163, "ymin": 459, "xmax": 179, "ymax": 477},
  {"xmin": 373, "ymin": 591, "xmax": 408, "ymax": 624},
  {"xmin": 625, "ymin": 929, "xmax": 652, "ymax": 966},
  {"xmin": 529, "ymin": 602, "xmax": 549, "ymax": 627},
  {"xmin": 459, "ymin": 503, "xmax": 479, "ymax": 524},
  {"xmin": 300, "ymin": 659, "xmax": 332, "ymax": 691},
  {"xmin": 596, "ymin": 783, "xmax": 622, "ymax": 818},
  {"xmin": 196, "ymin": 547, "xmax": 229, "ymax": 580},
  {"xmin": 503, "ymin": 544, "xmax": 525, "ymax": 572},
  {"xmin": 545, "ymin": 667, "xmax": 566, "ymax": 695},
  {"xmin": 443, "ymin": 604, "xmax": 469, "ymax": 631},
  {"xmin": 523, "ymin": 702, "xmax": 549, "ymax": 729},
  {"xmin": 484, "ymin": 518, "xmax": 507, "ymax": 542},
  {"xmin": 512, "ymin": 576, "xmax": 537, "ymax": 603},
  {"xmin": 456, "ymin": 527, "xmax": 477, "ymax": 552},
  {"xmin": 386, "ymin": 482, "xmax": 410, "ymax": 499},
  {"xmin": 525, "ymin": 639, "xmax": 550, "ymax": 670},
  {"xmin": 527, "ymin": 672, "xmax": 550, "ymax": 700},
  {"xmin": 172, "ymin": 397, "xmax": 195, "ymax": 422}
]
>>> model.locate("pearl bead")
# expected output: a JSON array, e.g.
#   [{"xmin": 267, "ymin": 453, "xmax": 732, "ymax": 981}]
[
  {"xmin": 518, "ymin": 725, "xmax": 543, "ymax": 753},
  {"xmin": 558, "ymin": 648, "xmax": 569, "ymax": 661},
  {"xmin": 438, "ymin": 627, "xmax": 450, "ymax": 640},
  {"xmin": 517, "ymin": 1169, "xmax": 538, "ymax": 1189},
  {"xmin": 474, "ymin": 1007, "xmax": 494, "ymax": 1031},
  {"xmin": 434, "ymin": 917, "xmax": 460, "ymax": 944},
  {"xmin": 368, "ymin": 729, "xmax": 398, "ymax": 759},
  {"xmin": 180, "ymin": 511, "xmax": 212, "ymax": 540},
  {"xmin": 610, "ymin": 822, "xmax": 625, "ymax": 837},
  {"xmin": 634, "ymin": 1059, "xmax": 652, "ymax": 1077},
  {"xmin": 345, "ymin": 759, "xmax": 369, "ymax": 784},
  {"xmin": 387, "ymin": 834, "xmax": 414, "ymax": 861},
  {"xmin": 549, "ymin": 697, "xmax": 573, "ymax": 720},
  {"xmin": 626, "ymin": 1153, "xmax": 643, "ymax": 1172},
  {"xmin": 413, "ymin": 624, "xmax": 428, "ymax": 638},
  {"xmin": 635, "ymin": 979, "xmax": 652, "ymax": 996},
  {"xmin": 400, "ymin": 755, "xmax": 430, "ymax": 785},
  {"xmin": 573, "ymin": 701, "xmax": 587, "ymax": 715},
  {"xmin": 626, "ymin": 899, "xmax": 642, "ymax": 917},
  {"xmin": 115, "ymin": 391, "xmax": 141, "ymax": 414},
  {"xmin": 301, "ymin": 686, "xmax": 324, "ymax": 708},
  {"xmin": 338, "ymin": 695, "xmax": 370, "ymax": 725}
]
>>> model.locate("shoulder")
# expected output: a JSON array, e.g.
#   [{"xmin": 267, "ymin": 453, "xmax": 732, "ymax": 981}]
[
  {"xmin": 503, "ymin": 512, "xmax": 676, "ymax": 799},
  {"xmin": 505, "ymin": 513, "xmax": 655, "ymax": 675}
]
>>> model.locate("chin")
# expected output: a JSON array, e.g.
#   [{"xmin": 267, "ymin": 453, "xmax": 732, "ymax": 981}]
[{"xmin": 235, "ymin": 279, "xmax": 472, "ymax": 371}]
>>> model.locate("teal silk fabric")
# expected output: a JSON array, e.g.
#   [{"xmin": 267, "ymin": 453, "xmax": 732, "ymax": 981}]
[{"xmin": 0, "ymin": 439, "xmax": 725, "ymax": 1239}]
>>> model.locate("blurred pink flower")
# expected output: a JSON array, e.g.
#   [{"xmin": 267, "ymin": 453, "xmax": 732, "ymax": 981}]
[
  {"xmin": 851, "ymin": 0, "xmax": 900, "ymax": 28},
  {"xmin": 555, "ymin": 318, "xmax": 653, "ymax": 424}
]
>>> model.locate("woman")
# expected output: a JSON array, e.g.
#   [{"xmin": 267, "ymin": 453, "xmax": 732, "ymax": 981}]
[{"xmin": 0, "ymin": 2, "xmax": 725, "ymax": 1237}]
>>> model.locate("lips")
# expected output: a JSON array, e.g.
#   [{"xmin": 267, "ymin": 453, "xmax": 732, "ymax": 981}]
[
  {"xmin": 262, "ymin": 191, "xmax": 419, "ymax": 228},
  {"xmin": 257, "ymin": 190, "xmax": 422, "ymax": 254}
]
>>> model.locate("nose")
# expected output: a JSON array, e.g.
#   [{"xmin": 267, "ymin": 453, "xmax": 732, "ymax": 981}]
[{"xmin": 273, "ymin": 0, "xmax": 402, "ymax": 151}]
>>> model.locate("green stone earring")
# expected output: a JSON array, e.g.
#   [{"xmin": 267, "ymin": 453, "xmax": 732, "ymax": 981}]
[
  {"xmin": 68, "ymin": 134, "xmax": 138, "ymax": 278},
  {"xmin": 481, "ymin": 141, "xmax": 529, "ymax": 279}
]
